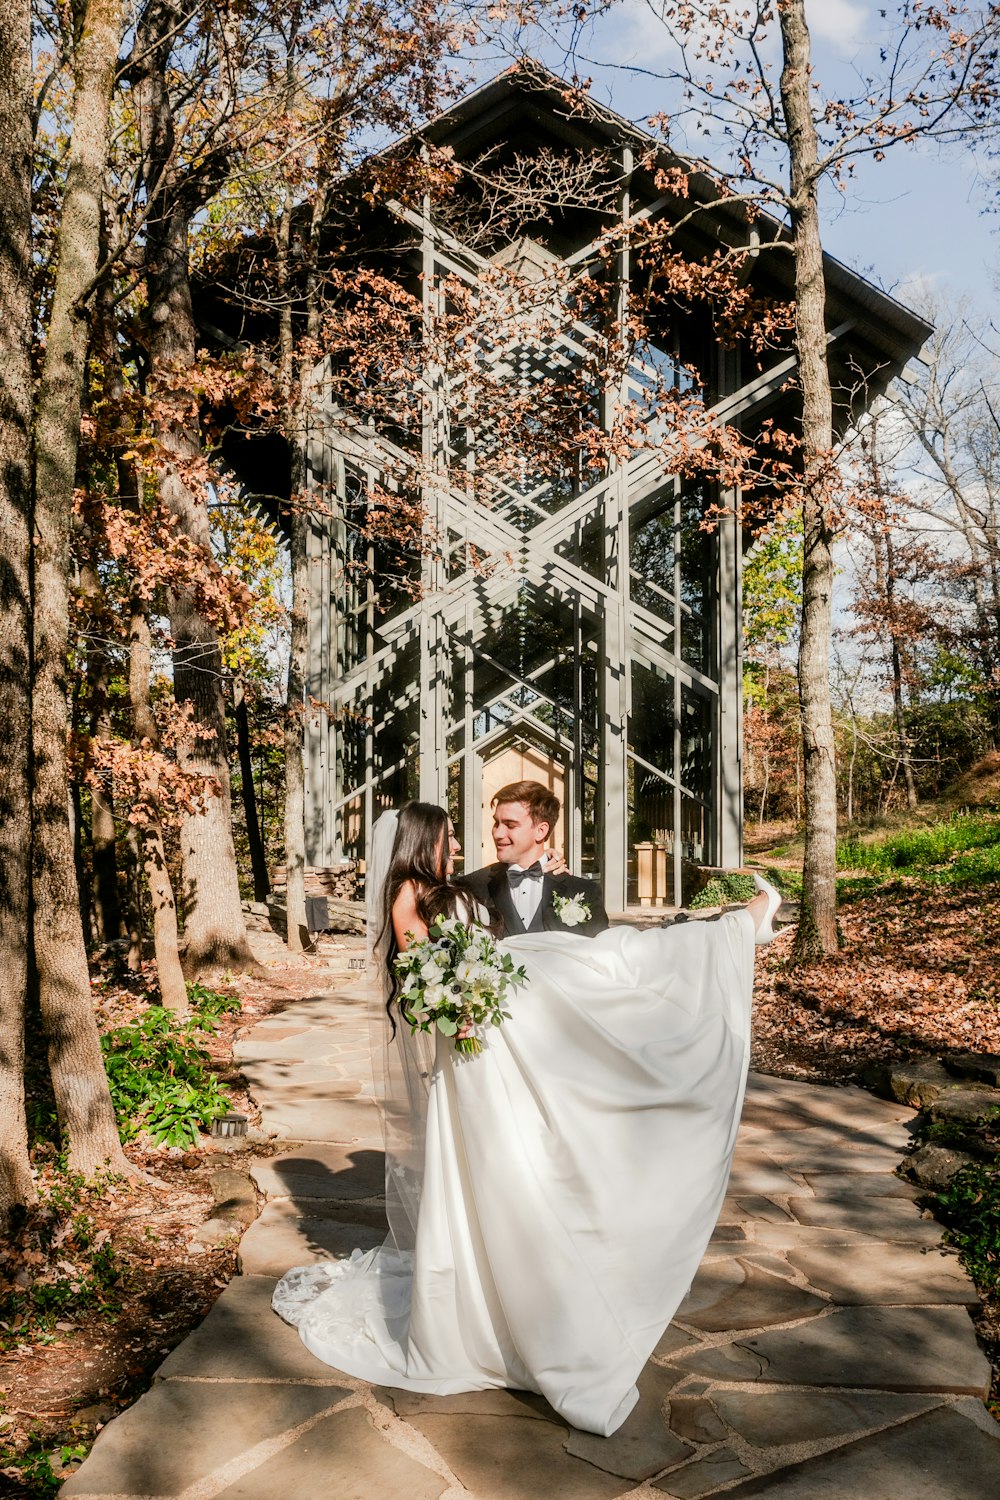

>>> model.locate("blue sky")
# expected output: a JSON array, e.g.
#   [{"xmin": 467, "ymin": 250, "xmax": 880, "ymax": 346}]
[{"xmin": 515, "ymin": 0, "xmax": 998, "ymax": 317}]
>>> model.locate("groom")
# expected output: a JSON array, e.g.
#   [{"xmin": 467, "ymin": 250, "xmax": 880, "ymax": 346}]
[{"xmin": 457, "ymin": 780, "xmax": 609, "ymax": 938}]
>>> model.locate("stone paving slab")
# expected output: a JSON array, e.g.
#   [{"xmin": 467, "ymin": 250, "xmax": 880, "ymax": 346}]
[
  {"xmin": 238, "ymin": 1198, "xmax": 386, "ymax": 1276},
  {"xmin": 787, "ymin": 1193, "xmax": 942, "ymax": 1238},
  {"xmin": 787, "ymin": 1240, "xmax": 978, "ymax": 1305},
  {"xmin": 61, "ymin": 958, "xmax": 1000, "ymax": 1500},
  {"xmin": 676, "ymin": 1259, "xmax": 828, "ymax": 1332},
  {"xmin": 710, "ymin": 1388, "xmax": 940, "ymax": 1448},
  {"xmin": 235, "ymin": 1032, "xmax": 369, "ymax": 1066},
  {"xmin": 740, "ymin": 1077, "xmax": 912, "ymax": 1119},
  {"xmin": 60, "ymin": 1380, "xmax": 349, "ymax": 1496},
  {"xmin": 251, "ymin": 1094, "xmax": 382, "ymax": 1145},
  {"xmin": 562, "ymin": 1364, "xmax": 692, "ymax": 1479},
  {"xmin": 799, "ymin": 1170, "xmax": 922, "ymax": 1197},
  {"xmin": 212, "ymin": 1406, "xmax": 447, "ymax": 1500},
  {"xmin": 676, "ymin": 1304, "xmax": 992, "ymax": 1393},
  {"xmin": 377, "ymin": 1386, "xmax": 562, "ymax": 1423},
  {"xmin": 757, "ymin": 1128, "xmax": 908, "ymax": 1173},
  {"xmin": 725, "ymin": 1163, "xmax": 809, "ymax": 1196},
  {"xmin": 404, "ymin": 1411, "xmax": 634, "ymax": 1500},
  {"xmin": 156, "ymin": 1277, "xmax": 334, "ymax": 1383},
  {"xmin": 241, "ymin": 1060, "xmax": 364, "ymax": 1096},
  {"xmin": 750, "ymin": 1215, "xmax": 943, "ymax": 1249},
  {"xmin": 250, "ymin": 1145, "xmax": 386, "ymax": 1202},
  {"xmin": 656, "ymin": 1446, "xmax": 754, "ymax": 1496},
  {"xmin": 731, "ymin": 1195, "xmax": 795, "ymax": 1224},
  {"xmin": 717, "ymin": 1403, "xmax": 1000, "ymax": 1498}
]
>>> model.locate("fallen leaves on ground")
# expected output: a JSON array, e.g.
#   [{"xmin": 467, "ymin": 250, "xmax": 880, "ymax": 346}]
[{"xmin": 753, "ymin": 880, "xmax": 1000, "ymax": 1082}]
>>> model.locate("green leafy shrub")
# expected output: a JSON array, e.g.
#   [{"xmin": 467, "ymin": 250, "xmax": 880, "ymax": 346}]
[
  {"xmin": 187, "ymin": 982, "xmax": 241, "ymax": 1031},
  {"xmin": 689, "ymin": 872, "xmax": 757, "ymax": 909},
  {"xmin": 100, "ymin": 1008, "xmax": 230, "ymax": 1148},
  {"xmin": 935, "ymin": 1161, "xmax": 1000, "ymax": 1294}
]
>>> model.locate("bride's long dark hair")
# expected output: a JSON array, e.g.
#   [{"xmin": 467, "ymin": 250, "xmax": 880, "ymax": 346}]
[{"xmin": 379, "ymin": 802, "xmax": 463, "ymax": 1034}]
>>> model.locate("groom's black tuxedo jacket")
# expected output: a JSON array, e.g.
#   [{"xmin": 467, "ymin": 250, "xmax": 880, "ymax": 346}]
[{"xmin": 455, "ymin": 864, "xmax": 609, "ymax": 939}]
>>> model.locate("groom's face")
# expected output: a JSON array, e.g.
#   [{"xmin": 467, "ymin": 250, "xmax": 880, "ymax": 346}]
[{"xmin": 492, "ymin": 801, "xmax": 549, "ymax": 867}]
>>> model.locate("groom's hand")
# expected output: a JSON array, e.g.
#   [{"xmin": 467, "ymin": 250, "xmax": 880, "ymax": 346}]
[{"xmin": 540, "ymin": 848, "xmax": 568, "ymax": 877}]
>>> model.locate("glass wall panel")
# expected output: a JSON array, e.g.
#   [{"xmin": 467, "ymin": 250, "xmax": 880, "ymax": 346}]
[
  {"xmin": 448, "ymin": 757, "xmax": 466, "ymax": 877},
  {"xmin": 365, "ymin": 640, "xmax": 419, "ymax": 807},
  {"xmin": 681, "ymin": 795, "xmax": 706, "ymax": 865},
  {"xmin": 340, "ymin": 792, "xmax": 364, "ymax": 864},
  {"xmin": 627, "ymin": 760, "xmax": 675, "ymax": 907},
  {"xmin": 340, "ymin": 468, "xmax": 420, "ymax": 665},
  {"xmin": 629, "ymin": 660, "xmax": 675, "ymax": 779},
  {"xmin": 679, "ymin": 483, "xmax": 716, "ymax": 676},
  {"xmin": 630, "ymin": 502, "xmax": 675, "ymax": 601},
  {"xmin": 627, "ymin": 655, "xmax": 677, "ymax": 907},
  {"xmin": 555, "ymin": 511, "xmax": 604, "ymax": 582},
  {"xmin": 680, "ymin": 684, "xmax": 711, "ymax": 801},
  {"xmin": 580, "ymin": 754, "xmax": 599, "ymax": 877}
]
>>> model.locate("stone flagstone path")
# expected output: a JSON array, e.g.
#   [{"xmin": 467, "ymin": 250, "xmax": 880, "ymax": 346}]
[{"xmin": 63, "ymin": 952, "xmax": 1000, "ymax": 1499}]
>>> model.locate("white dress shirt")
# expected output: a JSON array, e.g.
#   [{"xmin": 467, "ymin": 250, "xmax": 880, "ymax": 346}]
[{"xmin": 508, "ymin": 862, "xmax": 546, "ymax": 929}]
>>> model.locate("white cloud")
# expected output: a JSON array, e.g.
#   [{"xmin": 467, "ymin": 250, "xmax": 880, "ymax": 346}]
[
  {"xmin": 805, "ymin": 0, "xmax": 866, "ymax": 52},
  {"xmin": 602, "ymin": 0, "xmax": 866, "ymax": 67}
]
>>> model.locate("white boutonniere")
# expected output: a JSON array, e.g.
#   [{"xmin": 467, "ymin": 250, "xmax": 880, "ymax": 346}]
[{"xmin": 552, "ymin": 893, "xmax": 590, "ymax": 928}]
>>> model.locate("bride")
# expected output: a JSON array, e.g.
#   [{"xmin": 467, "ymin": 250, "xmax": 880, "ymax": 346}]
[{"xmin": 272, "ymin": 800, "xmax": 782, "ymax": 1437}]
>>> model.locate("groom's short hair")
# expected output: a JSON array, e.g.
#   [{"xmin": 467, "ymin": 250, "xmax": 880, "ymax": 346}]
[{"xmin": 492, "ymin": 780, "xmax": 560, "ymax": 831}]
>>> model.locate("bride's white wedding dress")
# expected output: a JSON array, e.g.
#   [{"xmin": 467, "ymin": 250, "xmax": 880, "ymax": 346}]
[{"xmin": 272, "ymin": 909, "xmax": 755, "ymax": 1437}]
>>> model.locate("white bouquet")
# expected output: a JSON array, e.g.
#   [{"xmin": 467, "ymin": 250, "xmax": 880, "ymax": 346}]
[{"xmin": 394, "ymin": 915, "xmax": 528, "ymax": 1056}]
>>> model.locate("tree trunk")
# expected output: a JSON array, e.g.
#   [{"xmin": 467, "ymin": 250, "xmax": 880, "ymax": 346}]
[
  {"xmin": 133, "ymin": 3, "xmax": 255, "ymax": 977},
  {"xmin": 128, "ymin": 600, "xmax": 189, "ymax": 1012},
  {"xmin": 883, "ymin": 531, "xmax": 919, "ymax": 810},
  {"xmin": 865, "ymin": 428, "xmax": 919, "ymax": 813},
  {"xmin": 90, "ymin": 747, "xmax": 122, "ymax": 940},
  {"xmin": 277, "ymin": 162, "xmax": 312, "ymax": 957},
  {"xmin": 284, "ymin": 501, "xmax": 312, "ymax": 954},
  {"xmin": 758, "ymin": 665, "xmax": 770, "ymax": 824},
  {"xmin": 778, "ymin": 0, "xmax": 839, "ymax": 959},
  {"xmin": 79, "ymin": 561, "xmax": 124, "ymax": 942},
  {"xmin": 124, "ymin": 823, "xmax": 145, "ymax": 971},
  {"xmin": 31, "ymin": 0, "xmax": 131, "ymax": 1178},
  {"xmin": 0, "ymin": 0, "xmax": 37, "ymax": 1223},
  {"xmin": 234, "ymin": 680, "xmax": 270, "ymax": 902}
]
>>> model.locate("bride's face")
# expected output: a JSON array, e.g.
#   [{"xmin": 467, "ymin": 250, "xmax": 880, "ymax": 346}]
[{"xmin": 441, "ymin": 819, "xmax": 461, "ymax": 877}]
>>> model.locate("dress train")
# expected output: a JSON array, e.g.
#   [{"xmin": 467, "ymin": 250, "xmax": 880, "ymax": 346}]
[{"xmin": 272, "ymin": 909, "xmax": 755, "ymax": 1436}]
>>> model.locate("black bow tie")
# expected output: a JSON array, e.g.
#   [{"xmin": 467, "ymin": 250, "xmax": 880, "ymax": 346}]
[{"xmin": 508, "ymin": 864, "xmax": 544, "ymax": 887}]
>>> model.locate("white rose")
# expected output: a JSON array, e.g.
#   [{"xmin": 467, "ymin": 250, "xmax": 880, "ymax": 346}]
[
  {"xmin": 423, "ymin": 983, "xmax": 449, "ymax": 1011},
  {"xmin": 554, "ymin": 894, "xmax": 590, "ymax": 927}
]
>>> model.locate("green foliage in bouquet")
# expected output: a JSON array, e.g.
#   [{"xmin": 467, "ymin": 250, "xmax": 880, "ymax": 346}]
[{"xmin": 394, "ymin": 915, "xmax": 528, "ymax": 1055}]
